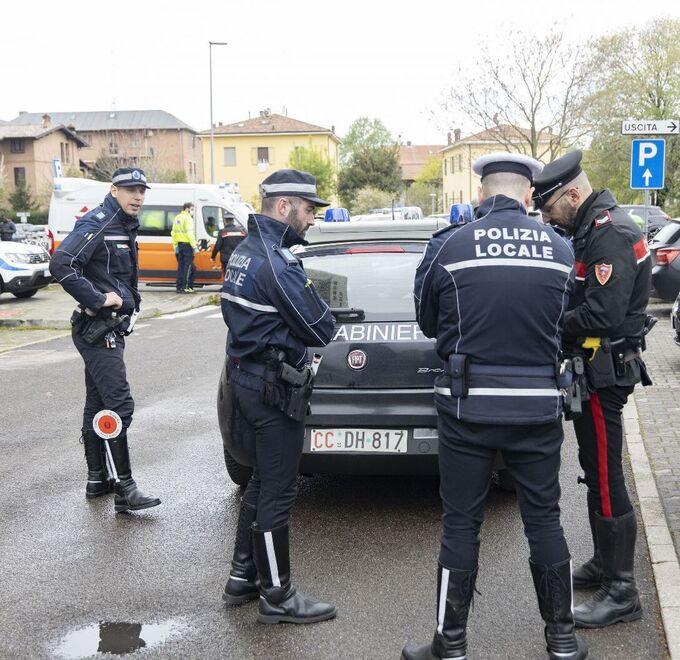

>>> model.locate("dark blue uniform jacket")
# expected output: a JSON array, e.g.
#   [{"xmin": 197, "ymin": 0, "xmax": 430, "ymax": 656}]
[
  {"xmin": 221, "ymin": 214, "xmax": 335, "ymax": 370},
  {"xmin": 415, "ymin": 195, "xmax": 575, "ymax": 425},
  {"xmin": 50, "ymin": 194, "xmax": 140, "ymax": 314}
]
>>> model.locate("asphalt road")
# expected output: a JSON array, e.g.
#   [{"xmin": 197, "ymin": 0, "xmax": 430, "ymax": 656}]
[{"xmin": 0, "ymin": 306, "xmax": 669, "ymax": 659}]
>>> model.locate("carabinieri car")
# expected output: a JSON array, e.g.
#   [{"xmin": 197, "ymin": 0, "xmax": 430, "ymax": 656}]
[{"xmin": 217, "ymin": 219, "xmax": 511, "ymax": 487}]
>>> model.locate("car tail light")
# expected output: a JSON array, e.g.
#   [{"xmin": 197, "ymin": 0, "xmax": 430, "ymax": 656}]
[
  {"xmin": 344, "ymin": 246, "xmax": 405, "ymax": 254},
  {"xmin": 47, "ymin": 228, "xmax": 55, "ymax": 255},
  {"xmin": 663, "ymin": 213, "xmax": 671, "ymax": 222},
  {"xmin": 655, "ymin": 248, "xmax": 680, "ymax": 265}
]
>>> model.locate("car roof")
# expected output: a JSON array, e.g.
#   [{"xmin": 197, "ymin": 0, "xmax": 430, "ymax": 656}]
[{"xmin": 304, "ymin": 218, "xmax": 451, "ymax": 245}]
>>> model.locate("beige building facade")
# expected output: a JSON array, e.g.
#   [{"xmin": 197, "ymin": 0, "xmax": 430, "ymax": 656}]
[
  {"xmin": 441, "ymin": 126, "xmax": 554, "ymax": 207},
  {"xmin": 9, "ymin": 110, "xmax": 203, "ymax": 183},
  {"xmin": 200, "ymin": 112, "xmax": 340, "ymax": 206},
  {"xmin": 0, "ymin": 118, "xmax": 86, "ymax": 206}
]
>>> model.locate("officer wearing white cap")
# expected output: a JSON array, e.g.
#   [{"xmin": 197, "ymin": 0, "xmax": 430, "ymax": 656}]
[
  {"xmin": 534, "ymin": 151, "xmax": 652, "ymax": 630},
  {"xmin": 220, "ymin": 169, "xmax": 336, "ymax": 624},
  {"xmin": 50, "ymin": 168, "xmax": 160, "ymax": 514},
  {"xmin": 403, "ymin": 153, "xmax": 587, "ymax": 659}
]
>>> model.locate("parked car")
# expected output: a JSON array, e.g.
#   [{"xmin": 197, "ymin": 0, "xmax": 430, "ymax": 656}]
[
  {"xmin": 649, "ymin": 219, "xmax": 680, "ymax": 300},
  {"xmin": 621, "ymin": 204, "xmax": 670, "ymax": 238},
  {"xmin": 217, "ymin": 219, "xmax": 512, "ymax": 489},
  {"xmin": 0, "ymin": 240, "xmax": 52, "ymax": 298}
]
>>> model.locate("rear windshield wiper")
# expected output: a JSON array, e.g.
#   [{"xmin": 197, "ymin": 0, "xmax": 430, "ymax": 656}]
[{"xmin": 330, "ymin": 307, "xmax": 365, "ymax": 322}]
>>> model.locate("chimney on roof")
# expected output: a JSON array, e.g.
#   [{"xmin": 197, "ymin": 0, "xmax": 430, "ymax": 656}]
[
  {"xmin": 218, "ymin": 122, "xmax": 223, "ymax": 127},
  {"xmin": 18, "ymin": 110, "xmax": 27, "ymax": 116},
  {"xmin": 406, "ymin": 140, "xmax": 412, "ymax": 147},
  {"xmin": 454, "ymin": 128, "xmax": 461, "ymax": 142},
  {"xmin": 447, "ymin": 132, "xmax": 452, "ymax": 145},
  {"xmin": 331, "ymin": 125, "xmax": 335, "ymax": 134},
  {"xmin": 42, "ymin": 113, "xmax": 51, "ymax": 128},
  {"xmin": 546, "ymin": 126, "xmax": 553, "ymax": 134}
]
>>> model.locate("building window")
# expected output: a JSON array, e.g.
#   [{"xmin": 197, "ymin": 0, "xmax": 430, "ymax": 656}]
[
  {"xmin": 108, "ymin": 139, "xmax": 118, "ymax": 155},
  {"xmin": 451, "ymin": 156, "xmax": 455, "ymax": 173},
  {"xmin": 10, "ymin": 138, "xmax": 25, "ymax": 153},
  {"xmin": 459, "ymin": 190, "xmax": 463, "ymax": 203},
  {"xmin": 224, "ymin": 147, "xmax": 236, "ymax": 166},
  {"xmin": 443, "ymin": 158, "xmax": 447, "ymax": 176},
  {"xmin": 257, "ymin": 147, "xmax": 269, "ymax": 164},
  {"xmin": 458, "ymin": 155, "xmax": 463, "ymax": 171},
  {"xmin": 60, "ymin": 142, "xmax": 71, "ymax": 164},
  {"xmin": 14, "ymin": 167, "xmax": 26, "ymax": 187}
]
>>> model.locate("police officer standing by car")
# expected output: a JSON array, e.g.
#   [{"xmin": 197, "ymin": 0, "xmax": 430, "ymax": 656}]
[
  {"xmin": 402, "ymin": 153, "xmax": 587, "ymax": 660},
  {"xmin": 50, "ymin": 168, "xmax": 160, "ymax": 514},
  {"xmin": 220, "ymin": 169, "xmax": 336, "ymax": 625},
  {"xmin": 533, "ymin": 150, "xmax": 652, "ymax": 629},
  {"xmin": 211, "ymin": 212, "xmax": 245, "ymax": 278},
  {"xmin": 171, "ymin": 202, "xmax": 197, "ymax": 293}
]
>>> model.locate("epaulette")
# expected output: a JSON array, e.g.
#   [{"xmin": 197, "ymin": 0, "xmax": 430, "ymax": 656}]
[{"xmin": 594, "ymin": 210, "xmax": 612, "ymax": 230}]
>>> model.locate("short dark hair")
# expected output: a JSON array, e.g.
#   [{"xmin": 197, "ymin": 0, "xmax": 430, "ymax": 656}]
[{"xmin": 183, "ymin": 202, "xmax": 193, "ymax": 210}]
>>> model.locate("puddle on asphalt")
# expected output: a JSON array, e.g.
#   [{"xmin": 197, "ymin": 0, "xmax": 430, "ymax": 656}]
[{"xmin": 53, "ymin": 619, "xmax": 186, "ymax": 658}]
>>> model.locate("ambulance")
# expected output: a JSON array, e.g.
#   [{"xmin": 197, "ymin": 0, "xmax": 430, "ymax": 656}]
[{"xmin": 48, "ymin": 178, "xmax": 253, "ymax": 286}]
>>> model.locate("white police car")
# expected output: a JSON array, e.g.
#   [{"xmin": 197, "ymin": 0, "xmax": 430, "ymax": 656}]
[{"xmin": 0, "ymin": 240, "xmax": 52, "ymax": 298}]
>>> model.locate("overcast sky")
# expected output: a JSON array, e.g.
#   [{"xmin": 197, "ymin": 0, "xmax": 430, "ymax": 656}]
[{"xmin": 2, "ymin": 0, "xmax": 679, "ymax": 144}]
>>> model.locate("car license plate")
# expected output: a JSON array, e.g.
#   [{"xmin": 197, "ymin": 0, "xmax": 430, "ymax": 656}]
[{"xmin": 310, "ymin": 428, "xmax": 407, "ymax": 453}]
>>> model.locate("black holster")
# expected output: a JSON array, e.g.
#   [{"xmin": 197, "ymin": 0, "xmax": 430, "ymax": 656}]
[
  {"xmin": 73, "ymin": 307, "xmax": 129, "ymax": 345},
  {"xmin": 584, "ymin": 338, "xmax": 617, "ymax": 389},
  {"xmin": 279, "ymin": 363, "xmax": 314, "ymax": 422},
  {"xmin": 447, "ymin": 354, "xmax": 469, "ymax": 398}
]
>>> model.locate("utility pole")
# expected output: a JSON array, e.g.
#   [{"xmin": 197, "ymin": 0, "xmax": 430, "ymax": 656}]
[{"xmin": 209, "ymin": 41, "xmax": 228, "ymax": 185}]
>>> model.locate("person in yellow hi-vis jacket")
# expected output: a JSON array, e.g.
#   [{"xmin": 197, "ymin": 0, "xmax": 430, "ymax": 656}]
[{"xmin": 171, "ymin": 203, "xmax": 197, "ymax": 293}]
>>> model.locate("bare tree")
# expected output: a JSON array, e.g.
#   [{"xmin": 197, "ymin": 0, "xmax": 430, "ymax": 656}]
[{"xmin": 442, "ymin": 31, "xmax": 592, "ymax": 160}]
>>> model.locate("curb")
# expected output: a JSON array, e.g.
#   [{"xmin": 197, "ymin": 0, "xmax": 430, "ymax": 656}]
[
  {"xmin": 625, "ymin": 395, "xmax": 680, "ymax": 658},
  {"xmin": 0, "ymin": 294, "xmax": 215, "ymax": 329}
]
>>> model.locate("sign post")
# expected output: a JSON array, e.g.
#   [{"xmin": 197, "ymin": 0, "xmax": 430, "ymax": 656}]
[
  {"xmin": 15, "ymin": 212, "xmax": 31, "ymax": 224},
  {"xmin": 630, "ymin": 139, "xmax": 666, "ymax": 235}
]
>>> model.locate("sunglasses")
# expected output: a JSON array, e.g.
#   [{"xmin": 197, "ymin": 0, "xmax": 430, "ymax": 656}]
[{"xmin": 540, "ymin": 187, "xmax": 574, "ymax": 216}]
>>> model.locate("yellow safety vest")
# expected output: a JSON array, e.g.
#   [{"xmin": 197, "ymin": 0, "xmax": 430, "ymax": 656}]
[{"xmin": 171, "ymin": 210, "xmax": 197, "ymax": 249}]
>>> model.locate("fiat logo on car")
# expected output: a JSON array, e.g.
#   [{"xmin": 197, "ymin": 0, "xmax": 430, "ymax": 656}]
[{"xmin": 347, "ymin": 349, "xmax": 367, "ymax": 370}]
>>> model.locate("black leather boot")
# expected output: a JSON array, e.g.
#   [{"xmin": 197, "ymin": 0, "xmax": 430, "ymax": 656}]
[
  {"xmin": 82, "ymin": 430, "xmax": 114, "ymax": 498},
  {"xmin": 573, "ymin": 493, "xmax": 603, "ymax": 589},
  {"xmin": 251, "ymin": 523, "xmax": 336, "ymax": 624},
  {"xmin": 223, "ymin": 500, "xmax": 258, "ymax": 606},
  {"xmin": 106, "ymin": 435, "xmax": 161, "ymax": 513},
  {"xmin": 573, "ymin": 511, "xmax": 642, "ymax": 628},
  {"xmin": 401, "ymin": 564, "xmax": 477, "ymax": 660},
  {"xmin": 530, "ymin": 558, "xmax": 588, "ymax": 659}
]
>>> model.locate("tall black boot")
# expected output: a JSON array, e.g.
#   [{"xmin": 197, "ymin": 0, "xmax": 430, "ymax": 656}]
[
  {"xmin": 401, "ymin": 564, "xmax": 477, "ymax": 660},
  {"xmin": 530, "ymin": 558, "xmax": 589, "ymax": 659},
  {"xmin": 251, "ymin": 523, "xmax": 336, "ymax": 624},
  {"xmin": 82, "ymin": 430, "xmax": 114, "ymax": 498},
  {"xmin": 105, "ymin": 434, "xmax": 161, "ymax": 513},
  {"xmin": 573, "ymin": 511, "xmax": 642, "ymax": 628},
  {"xmin": 223, "ymin": 500, "xmax": 258, "ymax": 606},
  {"xmin": 573, "ymin": 492, "xmax": 603, "ymax": 589}
]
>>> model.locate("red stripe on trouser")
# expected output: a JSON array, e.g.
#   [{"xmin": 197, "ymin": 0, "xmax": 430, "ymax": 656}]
[{"xmin": 590, "ymin": 392, "xmax": 612, "ymax": 518}]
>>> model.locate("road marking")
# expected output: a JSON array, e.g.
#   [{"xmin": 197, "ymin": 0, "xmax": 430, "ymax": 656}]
[
  {"xmin": 156, "ymin": 306, "xmax": 216, "ymax": 320},
  {"xmin": 206, "ymin": 312, "xmax": 223, "ymax": 319},
  {"xmin": 625, "ymin": 396, "xmax": 680, "ymax": 658}
]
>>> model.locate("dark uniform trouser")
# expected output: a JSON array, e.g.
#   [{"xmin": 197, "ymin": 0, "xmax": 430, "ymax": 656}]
[
  {"xmin": 232, "ymin": 380, "xmax": 304, "ymax": 529},
  {"xmin": 438, "ymin": 408, "xmax": 569, "ymax": 571},
  {"xmin": 72, "ymin": 328, "xmax": 134, "ymax": 432},
  {"xmin": 176, "ymin": 243, "xmax": 195, "ymax": 290},
  {"xmin": 573, "ymin": 385, "xmax": 634, "ymax": 521}
]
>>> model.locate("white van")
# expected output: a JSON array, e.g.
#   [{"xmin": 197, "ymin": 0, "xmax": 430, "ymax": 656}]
[
  {"xmin": 0, "ymin": 240, "xmax": 52, "ymax": 298},
  {"xmin": 48, "ymin": 178, "xmax": 253, "ymax": 286}
]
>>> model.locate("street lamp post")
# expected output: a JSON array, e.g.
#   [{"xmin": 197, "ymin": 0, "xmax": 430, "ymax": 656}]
[{"xmin": 209, "ymin": 41, "xmax": 228, "ymax": 185}]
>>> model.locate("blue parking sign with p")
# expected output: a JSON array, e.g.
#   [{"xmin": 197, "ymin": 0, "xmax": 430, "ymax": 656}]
[{"xmin": 630, "ymin": 139, "xmax": 665, "ymax": 189}]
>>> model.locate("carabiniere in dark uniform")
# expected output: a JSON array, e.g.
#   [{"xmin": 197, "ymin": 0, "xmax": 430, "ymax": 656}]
[
  {"xmin": 220, "ymin": 169, "xmax": 336, "ymax": 625},
  {"xmin": 533, "ymin": 150, "xmax": 653, "ymax": 631},
  {"xmin": 50, "ymin": 167, "xmax": 160, "ymax": 514}
]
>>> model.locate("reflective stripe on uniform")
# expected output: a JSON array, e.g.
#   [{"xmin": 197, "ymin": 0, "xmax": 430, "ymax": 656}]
[
  {"xmin": 444, "ymin": 258, "xmax": 572, "ymax": 275},
  {"xmin": 104, "ymin": 235, "xmax": 129, "ymax": 241},
  {"xmin": 221, "ymin": 292, "xmax": 277, "ymax": 313},
  {"xmin": 264, "ymin": 531, "xmax": 281, "ymax": 587},
  {"xmin": 434, "ymin": 386, "xmax": 559, "ymax": 397}
]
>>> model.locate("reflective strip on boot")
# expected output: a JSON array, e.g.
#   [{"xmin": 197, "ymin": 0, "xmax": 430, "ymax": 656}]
[
  {"xmin": 437, "ymin": 567, "xmax": 451, "ymax": 634},
  {"xmin": 264, "ymin": 530, "xmax": 281, "ymax": 588},
  {"xmin": 104, "ymin": 440, "xmax": 119, "ymax": 482}
]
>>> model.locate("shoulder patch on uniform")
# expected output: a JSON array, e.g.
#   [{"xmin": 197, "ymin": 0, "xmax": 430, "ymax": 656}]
[
  {"xmin": 594, "ymin": 210, "xmax": 612, "ymax": 229},
  {"xmin": 595, "ymin": 263, "xmax": 613, "ymax": 285},
  {"xmin": 433, "ymin": 224, "xmax": 457, "ymax": 237}
]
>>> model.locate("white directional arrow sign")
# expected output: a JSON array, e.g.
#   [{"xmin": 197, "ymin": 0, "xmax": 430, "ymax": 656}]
[
  {"xmin": 642, "ymin": 169, "xmax": 652, "ymax": 185},
  {"xmin": 622, "ymin": 120, "xmax": 679, "ymax": 135}
]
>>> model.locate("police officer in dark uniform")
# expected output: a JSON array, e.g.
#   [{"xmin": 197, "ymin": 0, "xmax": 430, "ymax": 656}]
[
  {"xmin": 402, "ymin": 153, "xmax": 587, "ymax": 660},
  {"xmin": 533, "ymin": 151, "xmax": 652, "ymax": 629},
  {"xmin": 211, "ymin": 213, "xmax": 246, "ymax": 278},
  {"xmin": 220, "ymin": 169, "xmax": 336, "ymax": 625},
  {"xmin": 50, "ymin": 168, "xmax": 160, "ymax": 514}
]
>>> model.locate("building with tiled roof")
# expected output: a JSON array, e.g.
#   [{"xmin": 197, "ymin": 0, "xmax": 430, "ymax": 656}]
[
  {"xmin": 398, "ymin": 143, "xmax": 445, "ymax": 183},
  {"xmin": 199, "ymin": 110, "xmax": 340, "ymax": 204}
]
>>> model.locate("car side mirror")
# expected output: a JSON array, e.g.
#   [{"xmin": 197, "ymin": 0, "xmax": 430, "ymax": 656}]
[{"xmin": 198, "ymin": 238, "xmax": 209, "ymax": 251}]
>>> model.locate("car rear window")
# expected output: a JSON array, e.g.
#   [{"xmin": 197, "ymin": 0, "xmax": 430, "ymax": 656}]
[
  {"xmin": 301, "ymin": 244, "xmax": 424, "ymax": 322},
  {"xmin": 651, "ymin": 222, "xmax": 680, "ymax": 245}
]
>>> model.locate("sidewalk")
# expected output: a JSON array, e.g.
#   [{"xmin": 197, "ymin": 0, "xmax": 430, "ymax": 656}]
[{"xmin": 0, "ymin": 284, "xmax": 219, "ymax": 329}]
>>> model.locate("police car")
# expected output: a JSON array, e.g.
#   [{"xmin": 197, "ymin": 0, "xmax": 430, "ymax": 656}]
[
  {"xmin": 0, "ymin": 240, "xmax": 52, "ymax": 298},
  {"xmin": 217, "ymin": 219, "xmax": 513, "ymax": 487}
]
